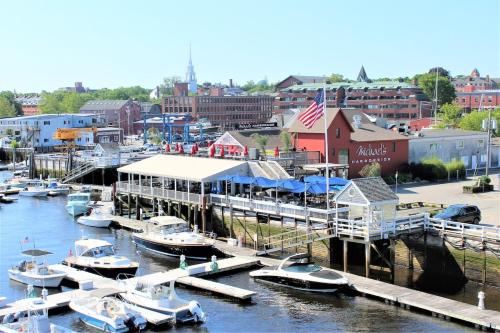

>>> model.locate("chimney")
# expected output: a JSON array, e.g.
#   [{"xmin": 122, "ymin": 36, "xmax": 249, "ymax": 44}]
[{"xmin": 229, "ymin": 79, "xmax": 233, "ymax": 88}]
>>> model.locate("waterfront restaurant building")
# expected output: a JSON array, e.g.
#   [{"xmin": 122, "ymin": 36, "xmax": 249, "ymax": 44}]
[{"xmin": 288, "ymin": 108, "xmax": 409, "ymax": 177}]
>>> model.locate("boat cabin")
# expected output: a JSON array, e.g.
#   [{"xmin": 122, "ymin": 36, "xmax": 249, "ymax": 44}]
[
  {"xmin": 149, "ymin": 216, "xmax": 190, "ymax": 233},
  {"xmin": 74, "ymin": 239, "xmax": 115, "ymax": 258},
  {"xmin": 68, "ymin": 193, "xmax": 91, "ymax": 202}
]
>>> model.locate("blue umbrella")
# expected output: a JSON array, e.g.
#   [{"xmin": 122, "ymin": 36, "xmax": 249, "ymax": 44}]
[
  {"xmin": 253, "ymin": 177, "xmax": 278, "ymax": 188},
  {"xmin": 217, "ymin": 175, "xmax": 235, "ymax": 181},
  {"xmin": 278, "ymin": 179, "xmax": 306, "ymax": 193},
  {"xmin": 231, "ymin": 175, "xmax": 254, "ymax": 185}
]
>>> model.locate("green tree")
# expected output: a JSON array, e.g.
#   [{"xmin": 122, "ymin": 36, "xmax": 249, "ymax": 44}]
[
  {"xmin": 459, "ymin": 109, "xmax": 500, "ymax": 134},
  {"xmin": 60, "ymin": 93, "xmax": 93, "ymax": 113},
  {"xmin": 279, "ymin": 131, "xmax": 292, "ymax": 152},
  {"xmin": 251, "ymin": 133, "xmax": 268, "ymax": 153},
  {"xmin": 0, "ymin": 96, "xmax": 16, "ymax": 118},
  {"xmin": 242, "ymin": 80, "xmax": 275, "ymax": 93},
  {"xmin": 440, "ymin": 103, "xmax": 462, "ymax": 127},
  {"xmin": 39, "ymin": 92, "xmax": 65, "ymax": 114},
  {"xmin": 416, "ymin": 72, "xmax": 456, "ymax": 105},
  {"xmin": 328, "ymin": 73, "xmax": 345, "ymax": 83},
  {"xmin": 0, "ymin": 91, "xmax": 23, "ymax": 116},
  {"xmin": 159, "ymin": 76, "xmax": 182, "ymax": 96},
  {"xmin": 147, "ymin": 127, "xmax": 162, "ymax": 145}
]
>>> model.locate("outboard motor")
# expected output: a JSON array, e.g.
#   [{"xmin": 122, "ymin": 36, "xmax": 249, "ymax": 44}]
[
  {"xmin": 13, "ymin": 310, "xmax": 27, "ymax": 321},
  {"xmin": 188, "ymin": 301, "xmax": 206, "ymax": 323},
  {"xmin": 2, "ymin": 313, "xmax": 15, "ymax": 324},
  {"xmin": 124, "ymin": 312, "xmax": 147, "ymax": 331}
]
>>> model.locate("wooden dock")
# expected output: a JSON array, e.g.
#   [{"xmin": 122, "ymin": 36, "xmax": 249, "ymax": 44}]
[{"xmin": 210, "ymin": 241, "xmax": 500, "ymax": 331}]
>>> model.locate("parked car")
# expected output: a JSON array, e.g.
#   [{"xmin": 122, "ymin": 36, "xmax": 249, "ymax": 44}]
[{"xmin": 434, "ymin": 204, "xmax": 481, "ymax": 224}]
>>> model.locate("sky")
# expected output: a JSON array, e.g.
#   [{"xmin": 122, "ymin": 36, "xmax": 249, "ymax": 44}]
[{"xmin": 1, "ymin": 0, "xmax": 499, "ymax": 92}]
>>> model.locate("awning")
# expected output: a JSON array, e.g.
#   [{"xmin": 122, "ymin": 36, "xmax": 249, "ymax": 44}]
[
  {"xmin": 231, "ymin": 175, "xmax": 254, "ymax": 185},
  {"xmin": 22, "ymin": 249, "xmax": 53, "ymax": 257}
]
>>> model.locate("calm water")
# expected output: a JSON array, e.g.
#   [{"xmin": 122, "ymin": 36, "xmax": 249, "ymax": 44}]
[{"xmin": 0, "ymin": 173, "xmax": 477, "ymax": 332}]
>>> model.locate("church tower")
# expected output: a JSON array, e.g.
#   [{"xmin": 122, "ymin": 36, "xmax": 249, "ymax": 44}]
[{"xmin": 186, "ymin": 45, "xmax": 197, "ymax": 94}]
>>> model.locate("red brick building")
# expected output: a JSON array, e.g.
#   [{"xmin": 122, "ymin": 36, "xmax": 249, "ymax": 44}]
[
  {"xmin": 455, "ymin": 90, "xmax": 500, "ymax": 111},
  {"xmin": 162, "ymin": 94, "xmax": 273, "ymax": 130},
  {"xmin": 288, "ymin": 108, "xmax": 409, "ymax": 177},
  {"xmin": 16, "ymin": 97, "xmax": 41, "ymax": 116},
  {"xmin": 452, "ymin": 68, "xmax": 498, "ymax": 93},
  {"xmin": 275, "ymin": 81, "xmax": 431, "ymax": 120}
]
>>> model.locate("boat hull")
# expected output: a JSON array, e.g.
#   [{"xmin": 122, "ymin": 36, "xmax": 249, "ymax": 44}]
[
  {"xmin": 77, "ymin": 216, "xmax": 112, "ymax": 228},
  {"xmin": 120, "ymin": 293, "xmax": 195, "ymax": 323},
  {"xmin": 250, "ymin": 273, "xmax": 347, "ymax": 293},
  {"xmin": 132, "ymin": 235, "xmax": 214, "ymax": 260},
  {"xmin": 8, "ymin": 270, "xmax": 66, "ymax": 288},
  {"xmin": 66, "ymin": 204, "xmax": 89, "ymax": 217},
  {"xmin": 62, "ymin": 262, "xmax": 138, "ymax": 279}
]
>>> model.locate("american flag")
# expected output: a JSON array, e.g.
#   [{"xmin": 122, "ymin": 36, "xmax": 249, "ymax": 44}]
[{"xmin": 298, "ymin": 89, "xmax": 325, "ymax": 129}]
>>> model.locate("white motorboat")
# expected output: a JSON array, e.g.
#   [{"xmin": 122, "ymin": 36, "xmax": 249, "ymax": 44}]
[
  {"xmin": 132, "ymin": 216, "xmax": 215, "ymax": 260},
  {"xmin": 119, "ymin": 279, "xmax": 206, "ymax": 324},
  {"xmin": 0, "ymin": 286, "xmax": 75, "ymax": 333},
  {"xmin": 65, "ymin": 193, "xmax": 91, "ymax": 217},
  {"xmin": 19, "ymin": 186, "xmax": 49, "ymax": 197},
  {"xmin": 0, "ymin": 184, "xmax": 21, "ymax": 195},
  {"xmin": 8, "ymin": 249, "xmax": 67, "ymax": 288},
  {"xmin": 69, "ymin": 296, "xmax": 147, "ymax": 332},
  {"xmin": 63, "ymin": 239, "xmax": 139, "ymax": 279},
  {"xmin": 46, "ymin": 181, "xmax": 70, "ymax": 196},
  {"xmin": 0, "ymin": 296, "xmax": 6, "ymax": 308},
  {"xmin": 77, "ymin": 208, "xmax": 113, "ymax": 228},
  {"xmin": 249, "ymin": 253, "xmax": 349, "ymax": 293}
]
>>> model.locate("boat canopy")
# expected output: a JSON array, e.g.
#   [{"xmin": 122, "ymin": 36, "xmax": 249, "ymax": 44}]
[
  {"xmin": 150, "ymin": 216, "xmax": 188, "ymax": 226},
  {"xmin": 75, "ymin": 239, "xmax": 112, "ymax": 254},
  {"xmin": 21, "ymin": 249, "xmax": 53, "ymax": 257}
]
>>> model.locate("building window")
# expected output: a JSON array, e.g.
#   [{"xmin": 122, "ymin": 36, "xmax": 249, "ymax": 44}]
[
  {"xmin": 43, "ymin": 121, "xmax": 50, "ymax": 125},
  {"xmin": 336, "ymin": 128, "xmax": 340, "ymax": 138},
  {"xmin": 456, "ymin": 140, "xmax": 464, "ymax": 149},
  {"xmin": 392, "ymin": 141, "xmax": 396, "ymax": 152},
  {"xmin": 43, "ymin": 138, "xmax": 48, "ymax": 143},
  {"xmin": 430, "ymin": 143, "xmax": 438, "ymax": 152}
]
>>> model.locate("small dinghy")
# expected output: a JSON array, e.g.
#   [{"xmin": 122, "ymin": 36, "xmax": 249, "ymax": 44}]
[
  {"xmin": 8, "ymin": 249, "xmax": 67, "ymax": 288},
  {"xmin": 77, "ymin": 208, "xmax": 113, "ymax": 228},
  {"xmin": 69, "ymin": 296, "xmax": 147, "ymax": 333},
  {"xmin": 118, "ymin": 278, "xmax": 206, "ymax": 324}
]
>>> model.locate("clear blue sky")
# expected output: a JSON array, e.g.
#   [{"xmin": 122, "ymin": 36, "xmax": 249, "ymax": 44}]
[{"xmin": 1, "ymin": 0, "xmax": 499, "ymax": 92}]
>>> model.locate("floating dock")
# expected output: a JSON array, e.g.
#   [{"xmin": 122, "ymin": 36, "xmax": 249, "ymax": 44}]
[{"xmin": 0, "ymin": 257, "xmax": 259, "ymax": 326}]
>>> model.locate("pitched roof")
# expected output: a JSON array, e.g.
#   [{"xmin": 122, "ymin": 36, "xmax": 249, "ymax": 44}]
[
  {"xmin": 352, "ymin": 177, "xmax": 399, "ymax": 202},
  {"xmin": 357, "ymin": 65, "xmax": 369, "ymax": 82},
  {"xmin": 351, "ymin": 122, "xmax": 409, "ymax": 141},
  {"xmin": 287, "ymin": 108, "xmax": 352, "ymax": 134},
  {"xmin": 277, "ymin": 75, "xmax": 326, "ymax": 87},
  {"xmin": 80, "ymin": 100, "xmax": 130, "ymax": 111},
  {"xmin": 117, "ymin": 154, "xmax": 248, "ymax": 182},
  {"xmin": 225, "ymin": 128, "xmax": 284, "ymax": 150}
]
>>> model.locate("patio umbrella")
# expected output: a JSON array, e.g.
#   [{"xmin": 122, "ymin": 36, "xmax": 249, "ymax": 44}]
[
  {"xmin": 190, "ymin": 145, "xmax": 196, "ymax": 155},
  {"xmin": 194, "ymin": 142, "xmax": 199, "ymax": 153},
  {"xmin": 243, "ymin": 145, "xmax": 249, "ymax": 157},
  {"xmin": 209, "ymin": 145, "xmax": 215, "ymax": 157},
  {"xmin": 220, "ymin": 146, "xmax": 225, "ymax": 158},
  {"xmin": 165, "ymin": 144, "xmax": 170, "ymax": 153},
  {"xmin": 274, "ymin": 146, "xmax": 279, "ymax": 157},
  {"xmin": 252, "ymin": 177, "xmax": 278, "ymax": 188},
  {"xmin": 175, "ymin": 143, "xmax": 179, "ymax": 151},
  {"xmin": 179, "ymin": 144, "xmax": 184, "ymax": 154}
]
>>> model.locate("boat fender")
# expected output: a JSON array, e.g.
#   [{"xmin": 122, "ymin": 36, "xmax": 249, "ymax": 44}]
[
  {"xmin": 14, "ymin": 310, "xmax": 26, "ymax": 321},
  {"xmin": 210, "ymin": 255, "xmax": 219, "ymax": 273},
  {"xmin": 179, "ymin": 254, "xmax": 188, "ymax": 270},
  {"xmin": 2, "ymin": 313, "xmax": 15, "ymax": 324},
  {"xmin": 188, "ymin": 301, "xmax": 205, "ymax": 323}
]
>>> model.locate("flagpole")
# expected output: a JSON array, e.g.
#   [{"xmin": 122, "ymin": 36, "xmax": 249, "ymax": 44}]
[{"xmin": 323, "ymin": 82, "xmax": 330, "ymax": 218}]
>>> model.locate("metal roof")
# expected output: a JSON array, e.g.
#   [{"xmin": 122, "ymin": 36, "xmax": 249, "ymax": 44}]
[
  {"xmin": 118, "ymin": 155, "xmax": 248, "ymax": 182},
  {"xmin": 80, "ymin": 100, "xmax": 130, "ymax": 111},
  {"xmin": 411, "ymin": 129, "xmax": 486, "ymax": 139},
  {"xmin": 282, "ymin": 81, "xmax": 416, "ymax": 92}
]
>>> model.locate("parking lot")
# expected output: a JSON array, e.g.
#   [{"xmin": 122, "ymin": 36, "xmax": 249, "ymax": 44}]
[{"xmin": 395, "ymin": 174, "xmax": 500, "ymax": 227}]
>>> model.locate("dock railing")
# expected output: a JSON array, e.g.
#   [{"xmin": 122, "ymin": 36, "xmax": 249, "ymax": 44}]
[{"xmin": 116, "ymin": 181, "xmax": 202, "ymax": 205}]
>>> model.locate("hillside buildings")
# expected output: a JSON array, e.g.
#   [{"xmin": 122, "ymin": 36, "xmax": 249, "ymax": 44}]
[{"xmin": 79, "ymin": 100, "xmax": 141, "ymax": 135}]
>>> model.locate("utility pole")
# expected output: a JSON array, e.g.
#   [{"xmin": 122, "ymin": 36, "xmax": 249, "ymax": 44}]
[
  {"xmin": 485, "ymin": 106, "xmax": 492, "ymax": 176},
  {"xmin": 433, "ymin": 68, "xmax": 439, "ymax": 125}
]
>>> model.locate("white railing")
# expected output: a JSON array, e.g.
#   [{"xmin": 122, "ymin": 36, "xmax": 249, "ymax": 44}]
[
  {"xmin": 116, "ymin": 181, "xmax": 202, "ymax": 204},
  {"xmin": 209, "ymin": 194, "xmax": 348, "ymax": 222}
]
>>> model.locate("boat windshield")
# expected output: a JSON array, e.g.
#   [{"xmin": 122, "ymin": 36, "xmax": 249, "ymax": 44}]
[
  {"xmin": 282, "ymin": 263, "xmax": 322, "ymax": 273},
  {"xmin": 82, "ymin": 245, "xmax": 115, "ymax": 258},
  {"xmin": 69, "ymin": 195, "xmax": 89, "ymax": 202},
  {"xmin": 160, "ymin": 223, "xmax": 189, "ymax": 234}
]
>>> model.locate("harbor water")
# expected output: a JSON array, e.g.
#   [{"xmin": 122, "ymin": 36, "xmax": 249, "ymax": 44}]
[{"xmin": 0, "ymin": 173, "xmax": 491, "ymax": 332}]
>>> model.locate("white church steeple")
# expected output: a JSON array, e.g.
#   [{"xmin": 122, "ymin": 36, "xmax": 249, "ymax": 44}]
[{"xmin": 186, "ymin": 45, "xmax": 197, "ymax": 94}]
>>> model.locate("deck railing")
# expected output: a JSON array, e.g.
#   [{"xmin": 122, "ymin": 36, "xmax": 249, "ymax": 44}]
[{"xmin": 116, "ymin": 181, "xmax": 202, "ymax": 204}]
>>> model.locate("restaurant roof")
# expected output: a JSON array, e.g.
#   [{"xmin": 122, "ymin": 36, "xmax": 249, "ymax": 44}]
[{"xmin": 117, "ymin": 155, "xmax": 248, "ymax": 182}]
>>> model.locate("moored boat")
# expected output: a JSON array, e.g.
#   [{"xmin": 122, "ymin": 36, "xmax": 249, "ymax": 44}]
[
  {"xmin": 77, "ymin": 208, "xmax": 113, "ymax": 228},
  {"xmin": 69, "ymin": 296, "xmax": 147, "ymax": 332},
  {"xmin": 65, "ymin": 193, "xmax": 91, "ymax": 217},
  {"xmin": 118, "ymin": 278, "xmax": 206, "ymax": 324},
  {"xmin": 249, "ymin": 253, "xmax": 349, "ymax": 292},
  {"xmin": 63, "ymin": 239, "xmax": 139, "ymax": 279},
  {"xmin": 8, "ymin": 249, "xmax": 67, "ymax": 288},
  {"xmin": 132, "ymin": 216, "xmax": 215, "ymax": 260},
  {"xmin": 19, "ymin": 186, "xmax": 49, "ymax": 197}
]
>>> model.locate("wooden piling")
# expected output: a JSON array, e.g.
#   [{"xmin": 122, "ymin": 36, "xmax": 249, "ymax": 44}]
[{"xmin": 343, "ymin": 240, "xmax": 348, "ymax": 272}]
